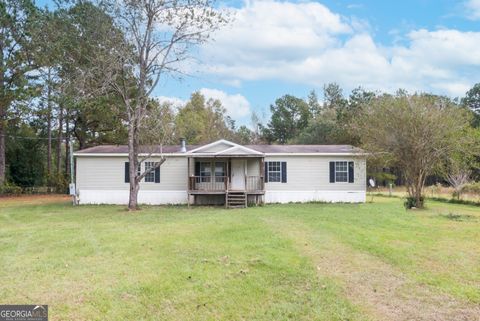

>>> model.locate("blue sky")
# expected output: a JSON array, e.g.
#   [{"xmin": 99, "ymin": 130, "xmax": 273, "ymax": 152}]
[{"xmin": 36, "ymin": 0, "xmax": 480, "ymax": 126}]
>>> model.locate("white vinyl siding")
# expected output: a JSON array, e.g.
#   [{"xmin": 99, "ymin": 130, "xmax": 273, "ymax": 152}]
[
  {"xmin": 77, "ymin": 156, "xmax": 187, "ymax": 191},
  {"xmin": 264, "ymin": 156, "xmax": 365, "ymax": 191}
]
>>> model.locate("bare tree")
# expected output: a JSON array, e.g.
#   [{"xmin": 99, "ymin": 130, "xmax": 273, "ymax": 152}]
[
  {"xmin": 353, "ymin": 93, "xmax": 478, "ymax": 208},
  {"xmin": 100, "ymin": 0, "xmax": 227, "ymax": 209},
  {"xmin": 446, "ymin": 167, "xmax": 471, "ymax": 200},
  {"xmin": 443, "ymin": 154, "xmax": 477, "ymax": 200}
]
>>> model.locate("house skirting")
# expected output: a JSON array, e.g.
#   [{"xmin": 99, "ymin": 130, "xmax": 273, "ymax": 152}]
[
  {"xmin": 264, "ymin": 190, "xmax": 366, "ymax": 203},
  {"xmin": 78, "ymin": 190, "xmax": 188, "ymax": 205},
  {"xmin": 78, "ymin": 189, "xmax": 365, "ymax": 205}
]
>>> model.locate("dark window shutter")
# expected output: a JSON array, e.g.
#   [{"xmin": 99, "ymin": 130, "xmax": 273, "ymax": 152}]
[
  {"xmin": 195, "ymin": 162, "xmax": 200, "ymax": 176},
  {"xmin": 281, "ymin": 162, "xmax": 287, "ymax": 183},
  {"xmin": 264, "ymin": 162, "xmax": 269, "ymax": 183},
  {"xmin": 348, "ymin": 161, "xmax": 354, "ymax": 183},
  {"xmin": 329, "ymin": 162, "xmax": 335, "ymax": 183},
  {"xmin": 155, "ymin": 165, "xmax": 160, "ymax": 183},
  {"xmin": 125, "ymin": 162, "xmax": 130, "ymax": 183}
]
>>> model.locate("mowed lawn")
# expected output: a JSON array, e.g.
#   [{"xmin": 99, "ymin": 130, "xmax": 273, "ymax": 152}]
[{"xmin": 0, "ymin": 196, "xmax": 479, "ymax": 321}]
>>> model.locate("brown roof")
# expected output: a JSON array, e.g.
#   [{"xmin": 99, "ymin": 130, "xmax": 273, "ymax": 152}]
[
  {"xmin": 75, "ymin": 144, "xmax": 363, "ymax": 154},
  {"xmin": 75, "ymin": 145, "xmax": 201, "ymax": 154},
  {"xmin": 246, "ymin": 145, "xmax": 363, "ymax": 153}
]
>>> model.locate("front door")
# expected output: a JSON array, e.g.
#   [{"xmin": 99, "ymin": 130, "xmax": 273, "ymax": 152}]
[{"xmin": 231, "ymin": 159, "xmax": 245, "ymax": 190}]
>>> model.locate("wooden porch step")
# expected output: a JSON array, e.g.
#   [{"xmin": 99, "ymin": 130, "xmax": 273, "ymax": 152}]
[{"xmin": 226, "ymin": 191, "xmax": 247, "ymax": 209}]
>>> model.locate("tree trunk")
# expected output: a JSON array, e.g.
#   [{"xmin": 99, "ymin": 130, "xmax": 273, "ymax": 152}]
[
  {"xmin": 65, "ymin": 110, "xmax": 70, "ymax": 181},
  {"xmin": 128, "ymin": 122, "xmax": 139, "ymax": 210},
  {"xmin": 412, "ymin": 172, "xmax": 425, "ymax": 208},
  {"xmin": 0, "ymin": 113, "xmax": 5, "ymax": 186},
  {"xmin": 0, "ymin": 46, "xmax": 6, "ymax": 186},
  {"xmin": 46, "ymin": 69, "xmax": 52, "ymax": 184},
  {"xmin": 56, "ymin": 104, "xmax": 63, "ymax": 176}
]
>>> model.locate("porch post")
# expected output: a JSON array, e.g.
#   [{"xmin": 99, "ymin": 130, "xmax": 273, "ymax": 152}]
[
  {"xmin": 244, "ymin": 159, "xmax": 247, "ymax": 191},
  {"xmin": 260, "ymin": 157, "xmax": 265, "ymax": 190},
  {"xmin": 187, "ymin": 156, "xmax": 191, "ymax": 207}
]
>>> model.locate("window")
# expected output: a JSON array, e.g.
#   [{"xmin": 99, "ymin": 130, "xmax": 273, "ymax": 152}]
[
  {"xmin": 124, "ymin": 162, "xmax": 142, "ymax": 183},
  {"xmin": 200, "ymin": 162, "xmax": 211, "ymax": 182},
  {"xmin": 215, "ymin": 162, "xmax": 226, "ymax": 182},
  {"xmin": 335, "ymin": 161, "xmax": 348, "ymax": 182},
  {"xmin": 144, "ymin": 162, "xmax": 156, "ymax": 183},
  {"xmin": 267, "ymin": 161, "xmax": 282, "ymax": 182}
]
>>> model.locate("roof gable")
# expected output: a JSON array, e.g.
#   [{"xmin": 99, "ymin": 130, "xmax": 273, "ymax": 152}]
[{"xmin": 188, "ymin": 139, "xmax": 263, "ymax": 156}]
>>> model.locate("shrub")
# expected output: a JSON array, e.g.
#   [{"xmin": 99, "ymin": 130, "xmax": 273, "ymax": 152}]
[
  {"xmin": 404, "ymin": 196, "xmax": 424, "ymax": 209},
  {"xmin": 47, "ymin": 174, "xmax": 69, "ymax": 194},
  {"xmin": 463, "ymin": 182, "xmax": 480, "ymax": 194},
  {"xmin": 0, "ymin": 182, "xmax": 22, "ymax": 195}
]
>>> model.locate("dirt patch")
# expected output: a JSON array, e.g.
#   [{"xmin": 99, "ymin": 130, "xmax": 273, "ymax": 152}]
[
  {"xmin": 0, "ymin": 194, "xmax": 70, "ymax": 207},
  {"xmin": 264, "ymin": 218, "xmax": 480, "ymax": 321}
]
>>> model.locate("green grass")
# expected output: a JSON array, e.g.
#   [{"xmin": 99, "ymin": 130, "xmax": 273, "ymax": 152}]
[{"xmin": 0, "ymin": 196, "xmax": 479, "ymax": 320}]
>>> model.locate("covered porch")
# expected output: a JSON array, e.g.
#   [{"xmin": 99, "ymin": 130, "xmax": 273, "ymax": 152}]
[{"xmin": 185, "ymin": 140, "xmax": 265, "ymax": 207}]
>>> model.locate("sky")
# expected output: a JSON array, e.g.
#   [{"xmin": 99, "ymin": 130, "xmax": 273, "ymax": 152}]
[{"xmin": 36, "ymin": 0, "xmax": 480, "ymax": 126}]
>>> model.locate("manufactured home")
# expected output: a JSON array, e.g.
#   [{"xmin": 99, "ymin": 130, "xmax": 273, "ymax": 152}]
[{"xmin": 74, "ymin": 139, "xmax": 366, "ymax": 207}]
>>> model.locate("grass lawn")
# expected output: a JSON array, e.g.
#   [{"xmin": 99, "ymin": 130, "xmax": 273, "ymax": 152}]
[{"xmin": 0, "ymin": 196, "xmax": 479, "ymax": 321}]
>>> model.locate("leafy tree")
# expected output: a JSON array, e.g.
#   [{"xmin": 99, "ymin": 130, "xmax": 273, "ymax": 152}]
[
  {"xmin": 235, "ymin": 125, "xmax": 254, "ymax": 144},
  {"xmin": 175, "ymin": 92, "xmax": 234, "ymax": 144},
  {"xmin": 348, "ymin": 87, "xmax": 376, "ymax": 113},
  {"xmin": 263, "ymin": 95, "xmax": 311, "ymax": 144},
  {"xmin": 353, "ymin": 93, "xmax": 478, "ymax": 208},
  {"xmin": 0, "ymin": 0, "xmax": 41, "ymax": 186},
  {"xmin": 461, "ymin": 83, "xmax": 480, "ymax": 127},
  {"xmin": 56, "ymin": 2, "xmax": 128, "ymax": 149},
  {"xmin": 6, "ymin": 121, "xmax": 45, "ymax": 187},
  {"xmin": 307, "ymin": 90, "xmax": 321, "ymax": 117},
  {"xmin": 323, "ymin": 83, "xmax": 347, "ymax": 110},
  {"xmin": 295, "ymin": 108, "xmax": 338, "ymax": 144},
  {"xmin": 297, "ymin": 85, "xmax": 372, "ymax": 145}
]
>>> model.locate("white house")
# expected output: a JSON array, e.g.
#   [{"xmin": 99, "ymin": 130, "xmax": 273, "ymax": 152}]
[{"xmin": 74, "ymin": 139, "xmax": 366, "ymax": 207}]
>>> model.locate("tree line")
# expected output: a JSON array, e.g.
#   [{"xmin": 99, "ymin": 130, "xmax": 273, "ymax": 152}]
[{"xmin": 1, "ymin": 0, "xmax": 479, "ymax": 209}]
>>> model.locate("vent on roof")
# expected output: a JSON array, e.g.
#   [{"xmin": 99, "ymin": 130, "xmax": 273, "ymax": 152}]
[{"xmin": 180, "ymin": 138, "xmax": 187, "ymax": 153}]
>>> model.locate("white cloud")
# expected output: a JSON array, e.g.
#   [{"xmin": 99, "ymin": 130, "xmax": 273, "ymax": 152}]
[
  {"xmin": 197, "ymin": 0, "xmax": 480, "ymax": 97},
  {"xmin": 347, "ymin": 4, "xmax": 364, "ymax": 9},
  {"xmin": 465, "ymin": 0, "xmax": 480, "ymax": 20},
  {"xmin": 199, "ymin": 88, "xmax": 251, "ymax": 118},
  {"xmin": 156, "ymin": 96, "xmax": 186, "ymax": 108}
]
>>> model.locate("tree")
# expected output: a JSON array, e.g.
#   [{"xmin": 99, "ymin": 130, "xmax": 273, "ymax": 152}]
[
  {"xmin": 442, "ymin": 144, "xmax": 479, "ymax": 200},
  {"xmin": 323, "ymin": 83, "xmax": 347, "ymax": 110},
  {"xmin": 461, "ymin": 83, "xmax": 480, "ymax": 127},
  {"xmin": 101, "ymin": 1, "xmax": 226, "ymax": 209},
  {"xmin": 0, "ymin": 0, "xmax": 40, "ymax": 186},
  {"xmin": 54, "ymin": 1, "xmax": 128, "ymax": 150},
  {"xmin": 262, "ymin": 95, "xmax": 311, "ymax": 144},
  {"xmin": 353, "ymin": 93, "xmax": 477, "ymax": 208},
  {"xmin": 307, "ymin": 90, "xmax": 321, "ymax": 117},
  {"xmin": 296, "ymin": 86, "xmax": 373, "ymax": 145},
  {"xmin": 445, "ymin": 162, "xmax": 471, "ymax": 200},
  {"xmin": 175, "ymin": 92, "xmax": 234, "ymax": 144},
  {"xmin": 6, "ymin": 119, "xmax": 45, "ymax": 187},
  {"xmin": 295, "ymin": 108, "xmax": 338, "ymax": 144},
  {"xmin": 235, "ymin": 125, "xmax": 254, "ymax": 144}
]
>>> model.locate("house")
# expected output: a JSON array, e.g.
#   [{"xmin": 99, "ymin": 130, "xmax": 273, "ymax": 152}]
[{"xmin": 73, "ymin": 139, "xmax": 366, "ymax": 207}]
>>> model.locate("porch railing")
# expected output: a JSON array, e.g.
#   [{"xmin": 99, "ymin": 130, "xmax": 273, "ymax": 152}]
[
  {"xmin": 189, "ymin": 176, "xmax": 228, "ymax": 191},
  {"xmin": 246, "ymin": 176, "xmax": 264, "ymax": 191},
  {"xmin": 188, "ymin": 175, "xmax": 264, "ymax": 192}
]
